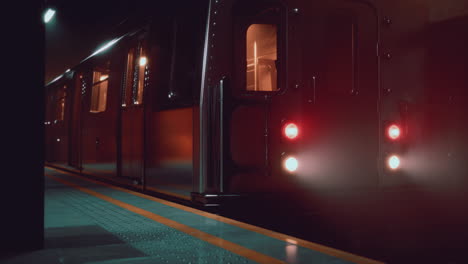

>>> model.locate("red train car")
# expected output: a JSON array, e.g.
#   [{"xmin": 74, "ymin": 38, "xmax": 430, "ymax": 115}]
[
  {"xmin": 46, "ymin": 1, "xmax": 208, "ymax": 200},
  {"xmin": 46, "ymin": 0, "xmax": 468, "ymax": 261}
]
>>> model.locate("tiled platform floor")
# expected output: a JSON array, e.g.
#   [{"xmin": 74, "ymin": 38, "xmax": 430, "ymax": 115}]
[{"xmin": 0, "ymin": 167, "xmax": 383, "ymax": 264}]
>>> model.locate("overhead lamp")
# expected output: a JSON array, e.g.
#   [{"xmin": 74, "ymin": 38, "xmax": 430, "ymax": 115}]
[{"xmin": 44, "ymin": 8, "xmax": 56, "ymax": 23}]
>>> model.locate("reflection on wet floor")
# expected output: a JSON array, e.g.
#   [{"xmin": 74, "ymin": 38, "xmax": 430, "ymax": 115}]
[
  {"xmin": 50, "ymin": 162, "xmax": 193, "ymax": 199},
  {"xmin": 29, "ymin": 167, "xmax": 382, "ymax": 264}
]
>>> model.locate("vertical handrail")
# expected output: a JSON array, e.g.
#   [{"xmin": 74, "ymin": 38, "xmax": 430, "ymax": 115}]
[
  {"xmin": 219, "ymin": 78, "xmax": 225, "ymax": 193},
  {"xmin": 312, "ymin": 76, "xmax": 316, "ymax": 103},
  {"xmin": 199, "ymin": 0, "xmax": 212, "ymax": 194}
]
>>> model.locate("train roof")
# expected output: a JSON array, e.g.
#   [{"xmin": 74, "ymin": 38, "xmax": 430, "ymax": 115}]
[
  {"xmin": 45, "ymin": 0, "xmax": 210, "ymax": 89},
  {"xmin": 45, "ymin": 25, "xmax": 146, "ymax": 88},
  {"xmin": 45, "ymin": 35, "xmax": 127, "ymax": 87}
]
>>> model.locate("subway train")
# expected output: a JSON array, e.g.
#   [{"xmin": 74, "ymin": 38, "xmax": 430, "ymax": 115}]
[{"xmin": 45, "ymin": 0, "xmax": 468, "ymax": 262}]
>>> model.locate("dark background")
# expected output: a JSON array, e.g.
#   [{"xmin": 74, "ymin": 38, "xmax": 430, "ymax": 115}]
[
  {"xmin": 1, "ymin": 1, "xmax": 44, "ymax": 254},
  {"xmin": 1, "ymin": 0, "xmax": 141, "ymax": 254}
]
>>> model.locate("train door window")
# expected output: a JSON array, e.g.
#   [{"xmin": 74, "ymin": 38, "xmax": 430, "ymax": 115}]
[
  {"xmin": 90, "ymin": 70, "xmax": 109, "ymax": 113},
  {"xmin": 234, "ymin": 1, "xmax": 284, "ymax": 93},
  {"xmin": 322, "ymin": 13, "xmax": 357, "ymax": 96},
  {"xmin": 246, "ymin": 24, "xmax": 277, "ymax": 91},
  {"xmin": 56, "ymin": 85, "xmax": 67, "ymax": 121}
]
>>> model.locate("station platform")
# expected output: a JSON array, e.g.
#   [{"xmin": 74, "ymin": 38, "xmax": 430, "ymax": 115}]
[{"xmin": 1, "ymin": 167, "xmax": 383, "ymax": 264}]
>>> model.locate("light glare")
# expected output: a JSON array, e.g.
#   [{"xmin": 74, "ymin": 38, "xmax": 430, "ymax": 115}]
[
  {"xmin": 284, "ymin": 123, "xmax": 299, "ymax": 140},
  {"xmin": 139, "ymin": 57, "xmax": 148, "ymax": 66},
  {"xmin": 284, "ymin": 157, "xmax": 299, "ymax": 173},
  {"xmin": 387, "ymin": 155, "xmax": 401, "ymax": 170},
  {"xmin": 84, "ymin": 36, "xmax": 124, "ymax": 61},
  {"xmin": 50, "ymin": 74, "xmax": 63, "ymax": 84},
  {"xmin": 387, "ymin": 124, "xmax": 401, "ymax": 140},
  {"xmin": 44, "ymin": 9, "xmax": 56, "ymax": 23}
]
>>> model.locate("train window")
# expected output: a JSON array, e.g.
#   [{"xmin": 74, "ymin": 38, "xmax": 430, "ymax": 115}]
[
  {"xmin": 132, "ymin": 45, "xmax": 147, "ymax": 105},
  {"xmin": 134, "ymin": 46, "xmax": 147, "ymax": 105},
  {"xmin": 122, "ymin": 48, "xmax": 135, "ymax": 107},
  {"xmin": 49, "ymin": 93, "xmax": 55, "ymax": 122},
  {"xmin": 233, "ymin": 1, "xmax": 284, "ymax": 94},
  {"xmin": 56, "ymin": 86, "xmax": 67, "ymax": 121},
  {"xmin": 90, "ymin": 70, "xmax": 109, "ymax": 113},
  {"xmin": 123, "ymin": 45, "xmax": 147, "ymax": 106},
  {"xmin": 246, "ymin": 24, "xmax": 277, "ymax": 91}
]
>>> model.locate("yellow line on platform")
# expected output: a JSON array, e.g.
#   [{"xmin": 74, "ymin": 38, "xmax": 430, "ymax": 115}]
[
  {"xmin": 45, "ymin": 173, "xmax": 285, "ymax": 264},
  {"xmin": 46, "ymin": 166, "xmax": 385, "ymax": 264}
]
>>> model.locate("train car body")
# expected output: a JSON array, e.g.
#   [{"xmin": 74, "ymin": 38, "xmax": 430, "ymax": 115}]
[
  {"xmin": 199, "ymin": 0, "xmax": 468, "ymax": 196},
  {"xmin": 46, "ymin": 1, "xmax": 209, "ymax": 199},
  {"xmin": 45, "ymin": 0, "xmax": 468, "ymax": 261}
]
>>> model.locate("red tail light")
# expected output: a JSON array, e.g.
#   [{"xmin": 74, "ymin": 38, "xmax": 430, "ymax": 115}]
[
  {"xmin": 387, "ymin": 124, "xmax": 401, "ymax": 140},
  {"xmin": 283, "ymin": 123, "xmax": 299, "ymax": 140}
]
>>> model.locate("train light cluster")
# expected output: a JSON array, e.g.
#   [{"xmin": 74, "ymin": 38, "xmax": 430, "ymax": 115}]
[
  {"xmin": 385, "ymin": 122, "xmax": 403, "ymax": 172},
  {"xmin": 387, "ymin": 124, "xmax": 401, "ymax": 140},
  {"xmin": 281, "ymin": 121, "xmax": 299, "ymax": 173},
  {"xmin": 284, "ymin": 156, "xmax": 299, "ymax": 173},
  {"xmin": 283, "ymin": 123, "xmax": 299, "ymax": 140}
]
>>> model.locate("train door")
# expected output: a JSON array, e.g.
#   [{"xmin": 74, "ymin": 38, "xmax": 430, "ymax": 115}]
[
  {"xmin": 299, "ymin": 2, "xmax": 379, "ymax": 189},
  {"xmin": 45, "ymin": 88, "xmax": 56, "ymax": 162},
  {"xmin": 69, "ymin": 74, "xmax": 83, "ymax": 169},
  {"xmin": 50, "ymin": 83, "xmax": 69, "ymax": 164},
  {"xmin": 44, "ymin": 91, "xmax": 52, "ymax": 162},
  {"xmin": 224, "ymin": 1, "xmax": 287, "ymax": 193},
  {"xmin": 119, "ymin": 43, "xmax": 148, "ymax": 183}
]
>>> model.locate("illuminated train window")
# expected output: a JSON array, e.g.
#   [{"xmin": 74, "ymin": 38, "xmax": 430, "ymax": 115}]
[
  {"xmin": 134, "ymin": 45, "xmax": 147, "ymax": 105},
  {"xmin": 246, "ymin": 24, "xmax": 277, "ymax": 91},
  {"xmin": 90, "ymin": 70, "xmax": 109, "ymax": 113},
  {"xmin": 56, "ymin": 86, "xmax": 67, "ymax": 121},
  {"xmin": 122, "ymin": 48, "xmax": 135, "ymax": 107},
  {"xmin": 122, "ymin": 45, "xmax": 147, "ymax": 106}
]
